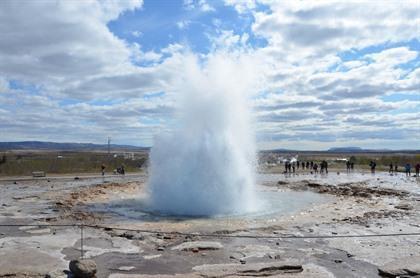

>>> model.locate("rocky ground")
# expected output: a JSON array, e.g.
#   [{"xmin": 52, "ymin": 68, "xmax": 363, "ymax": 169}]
[{"xmin": 0, "ymin": 171, "xmax": 419, "ymax": 277}]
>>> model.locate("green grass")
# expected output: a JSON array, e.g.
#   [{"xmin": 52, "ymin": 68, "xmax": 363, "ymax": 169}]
[
  {"xmin": 0, "ymin": 150, "xmax": 418, "ymax": 176},
  {"xmin": 0, "ymin": 150, "xmax": 148, "ymax": 176}
]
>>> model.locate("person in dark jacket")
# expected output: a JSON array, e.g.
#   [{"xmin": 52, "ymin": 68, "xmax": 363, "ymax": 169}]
[{"xmin": 405, "ymin": 163, "xmax": 411, "ymax": 177}]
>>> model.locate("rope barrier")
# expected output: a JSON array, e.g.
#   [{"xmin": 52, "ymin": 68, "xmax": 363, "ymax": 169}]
[{"xmin": 1, "ymin": 223, "xmax": 419, "ymax": 240}]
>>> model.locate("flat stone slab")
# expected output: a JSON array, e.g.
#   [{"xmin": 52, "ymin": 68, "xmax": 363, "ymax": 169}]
[
  {"xmin": 0, "ymin": 248, "xmax": 63, "ymax": 276},
  {"xmin": 193, "ymin": 261, "xmax": 303, "ymax": 277},
  {"xmin": 26, "ymin": 228, "xmax": 51, "ymax": 234},
  {"xmin": 109, "ymin": 274, "xmax": 200, "ymax": 278},
  {"xmin": 171, "ymin": 241, "xmax": 223, "ymax": 251},
  {"xmin": 378, "ymin": 256, "xmax": 420, "ymax": 277}
]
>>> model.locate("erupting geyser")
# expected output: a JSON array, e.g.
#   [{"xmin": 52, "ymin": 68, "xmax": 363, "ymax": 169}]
[{"xmin": 148, "ymin": 54, "xmax": 258, "ymax": 216}]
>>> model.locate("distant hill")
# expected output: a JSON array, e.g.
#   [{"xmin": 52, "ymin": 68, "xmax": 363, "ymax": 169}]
[
  {"xmin": 328, "ymin": 147, "xmax": 364, "ymax": 152},
  {"xmin": 0, "ymin": 141, "xmax": 149, "ymax": 151},
  {"xmin": 263, "ymin": 147, "xmax": 418, "ymax": 153},
  {"xmin": 327, "ymin": 147, "xmax": 418, "ymax": 153}
]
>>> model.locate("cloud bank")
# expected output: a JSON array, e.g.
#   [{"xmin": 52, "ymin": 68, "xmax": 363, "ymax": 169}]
[{"xmin": 0, "ymin": 0, "xmax": 418, "ymax": 149}]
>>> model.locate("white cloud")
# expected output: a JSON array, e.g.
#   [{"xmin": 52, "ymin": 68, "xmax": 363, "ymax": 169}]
[
  {"xmin": 225, "ymin": 0, "xmax": 256, "ymax": 14},
  {"xmin": 0, "ymin": 77, "xmax": 8, "ymax": 92},
  {"xmin": 366, "ymin": 47, "xmax": 418, "ymax": 66},
  {"xmin": 177, "ymin": 20, "xmax": 191, "ymax": 29},
  {"xmin": 198, "ymin": 0, "xmax": 215, "ymax": 12},
  {"xmin": 183, "ymin": 0, "xmax": 215, "ymax": 12},
  {"xmin": 131, "ymin": 30, "xmax": 143, "ymax": 37},
  {"xmin": 0, "ymin": 0, "xmax": 418, "ymax": 149},
  {"xmin": 252, "ymin": 1, "xmax": 419, "ymax": 59}
]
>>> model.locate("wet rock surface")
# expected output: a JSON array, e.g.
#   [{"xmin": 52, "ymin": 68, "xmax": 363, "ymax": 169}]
[
  {"xmin": 1, "ymin": 172, "xmax": 420, "ymax": 277},
  {"xmin": 193, "ymin": 261, "xmax": 303, "ymax": 277},
  {"xmin": 283, "ymin": 180, "xmax": 410, "ymax": 198},
  {"xmin": 378, "ymin": 256, "xmax": 420, "ymax": 277}
]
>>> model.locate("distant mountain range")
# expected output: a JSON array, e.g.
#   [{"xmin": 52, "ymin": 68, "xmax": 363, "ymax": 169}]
[
  {"xmin": 264, "ymin": 146, "xmax": 418, "ymax": 153},
  {"xmin": 0, "ymin": 141, "xmax": 417, "ymax": 153},
  {"xmin": 327, "ymin": 147, "xmax": 400, "ymax": 152},
  {"xmin": 0, "ymin": 141, "xmax": 149, "ymax": 151},
  {"xmin": 328, "ymin": 147, "xmax": 363, "ymax": 152}
]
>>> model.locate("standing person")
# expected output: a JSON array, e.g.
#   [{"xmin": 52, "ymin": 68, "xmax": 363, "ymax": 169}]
[
  {"xmin": 405, "ymin": 163, "xmax": 411, "ymax": 177},
  {"xmin": 389, "ymin": 163, "xmax": 393, "ymax": 174},
  {"xmin": 313, "ymin": 163, "xmax": 318, "ymax": 174},
  {"xmin": 394, "ymin": 164, "xmax": 398, "ymax": 174},
  {"xmin": 324, "ymin": 160, "xmax": 328, "ymax": 174},
  {"xmin": 292, "ymin": 162, "xmax": 296, "ymax": 174},
  {"xmin": 310, "ymin": 161, "xmax": 314, "ymax": 169},
  {"xmin": 346, "ymin": 160, "xmax": 350, "ymax": 173},
  {"xmin": 369, "ymin": 161, "xmax": 376, "ymax": 174},
  {"xmin": 288, "ymin": 162, "xmax": 292, "ymax": 173},
  {"xmin": 297, "ymin": 161, "xmax": 300, "ymax": 169},
  {"xmin": 284, "ymin": 161, "xmax": 288, "ymax": 174},
  {"xmin": 101, "ymin": 164, "xmax": 106, "ymax": 176},
  {"xmin": 415, "ymin": 163, "xmax": 420, "ymax": 177},
  {"xmin": 350, "ymin": 162, "xmax": 354, "ymax": 171},
  {"xmin": 306, "ymin": 161, "xmax": 310, "ymax": 169}
]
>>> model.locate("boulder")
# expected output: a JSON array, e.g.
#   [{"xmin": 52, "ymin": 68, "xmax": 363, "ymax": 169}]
[
  {"xmin": 378, "ymin": 256, "xmax": 420, "ymax": 277},
  {"xmin": 69, "ymin": 259, "xmax": 97, "ymax": 278}
]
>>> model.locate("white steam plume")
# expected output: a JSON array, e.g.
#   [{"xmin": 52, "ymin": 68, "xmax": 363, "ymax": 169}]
[{"xmin": 147, "ymin": 53, "xmax": 259, "ymax": 216}]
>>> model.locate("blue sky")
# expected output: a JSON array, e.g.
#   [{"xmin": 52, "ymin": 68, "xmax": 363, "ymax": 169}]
[{"xmin": 0, "ymin": 0, "xmax": 419, "ymax": 150}]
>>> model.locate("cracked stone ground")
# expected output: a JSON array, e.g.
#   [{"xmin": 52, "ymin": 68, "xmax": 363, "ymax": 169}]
[{"xmin": 1, "ymin": 172, "xmax": 419, "ymax": 277}]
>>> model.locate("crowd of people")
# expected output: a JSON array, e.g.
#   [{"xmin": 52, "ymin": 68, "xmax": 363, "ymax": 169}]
[
  {"xmin": 282, "ymin": 159, "xmax": 420, "ymax": 178},
  {"xmin": 388, "ymin": 162, "xmax": 420, "ymax": 177},
  {"xmin": 100, "ymin": 164, "xmax": 126, "ymax": 176},
  {"xmin": 283, "ymin": 160, "xmax": 329, "ymax": 174}
]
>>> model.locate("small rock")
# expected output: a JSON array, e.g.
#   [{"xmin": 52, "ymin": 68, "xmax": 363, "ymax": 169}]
[
  {"xmin": 157, "ymin": 246, "xmax": 165, "ymax": 251},
  {"xmin": 69, "ymin": 259, "xmax": 97, "ymax": 278},
  {"xmin": 334, "ymin": 259, "xmax": 343, "ymax": 263},
  {"xmin": 240, "ymin": 259, "xmax": 246, "ymax": 264},
  {"xmin": 118, "ymin": 266, "xmax": 135, "ymax": 271},
  {"xmin": 394, "ymin": 204, "xmax": 412, "ymax": 210},
  {"xmin": 74, "ymin": 177, "xmax": 80, "ymax": 180},
  {"xmin": 144, "ymin": 254, "xmax": 161, "ymax": 260},
  {"xmin": 171, "ymin": 241, "xmax": 223, "ymax": 251}
]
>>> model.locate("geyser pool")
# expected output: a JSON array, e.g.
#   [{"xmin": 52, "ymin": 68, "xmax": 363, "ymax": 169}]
[
  {"xmin": 88, "ymin": 185, "xmax": 328, "ymax": 221},
  {"xmin": 147, "ymin": 54, "xmax": 258, "ymax": 216}
]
